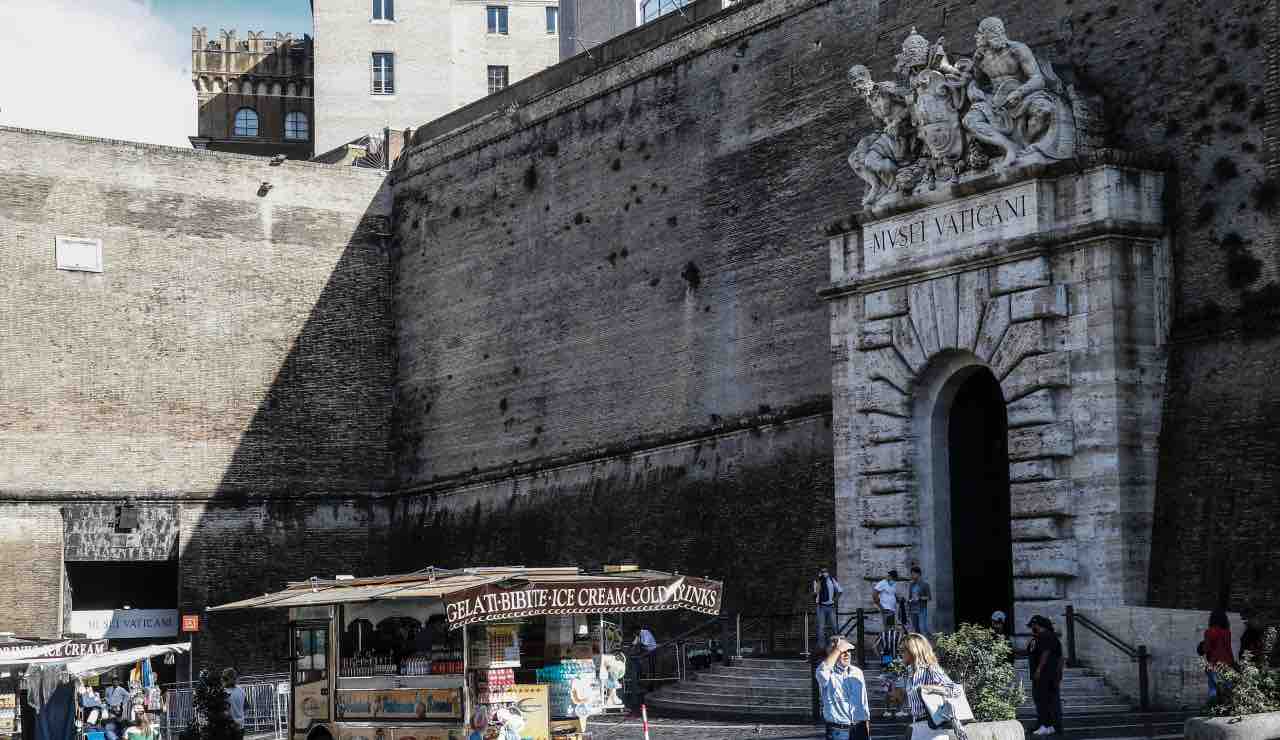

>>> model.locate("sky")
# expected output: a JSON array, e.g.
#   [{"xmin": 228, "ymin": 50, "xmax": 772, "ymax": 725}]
[{"xmin": 0, "ymin": 0, "xmax": 311, "ymax": 147}]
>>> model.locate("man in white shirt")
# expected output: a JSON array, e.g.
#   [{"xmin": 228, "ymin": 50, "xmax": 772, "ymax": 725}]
[
  {"xmin": 813, "ymin": 567, "xmax": 844, "ymax": 649},
  {"xmin": 815, "ymin": 636, "xmax": 871, "ymax": 740},
  {"xmin": 871, "ymin": 569, "xmax": 899, "ymax": 629},
  {"xmin": 105, "ymin": 679, "xmax": 130, "ymax": 718}
]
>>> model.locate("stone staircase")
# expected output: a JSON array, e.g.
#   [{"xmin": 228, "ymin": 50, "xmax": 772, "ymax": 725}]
[{"xmin": 644, "ymin": 658, "xmax": 1196, "ymax": 738}]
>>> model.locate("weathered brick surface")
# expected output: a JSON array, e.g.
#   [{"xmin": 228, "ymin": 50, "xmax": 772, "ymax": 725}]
[{"xmin": 0, "ymin": 503, "xmax": 63, "ymax": 638}]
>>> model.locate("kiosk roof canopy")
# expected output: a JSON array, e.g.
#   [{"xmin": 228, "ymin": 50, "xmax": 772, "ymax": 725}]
[{"xmin": 208, "ymin": 566, "xmax": 724, "ymax": 628}]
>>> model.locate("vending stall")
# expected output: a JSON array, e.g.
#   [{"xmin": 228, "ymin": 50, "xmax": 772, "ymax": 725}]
[{"xmin": 209, "ymin": 566, "xmax": 722, "ymax": 740}]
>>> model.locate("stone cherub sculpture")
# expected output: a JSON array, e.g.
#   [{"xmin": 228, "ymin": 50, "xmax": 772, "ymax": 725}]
[{"xmin": 847, "ymin": 17, "xmax": 1078, "ymax": 206}]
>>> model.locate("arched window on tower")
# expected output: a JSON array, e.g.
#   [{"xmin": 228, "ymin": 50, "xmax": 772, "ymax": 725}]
[
  {"xmin": 285, "ymin": 111, "xmax": 309, "ymax": 141},
  {"xmin": 233, "ymin": 107, "xmax": 259, "ymax": 137}
]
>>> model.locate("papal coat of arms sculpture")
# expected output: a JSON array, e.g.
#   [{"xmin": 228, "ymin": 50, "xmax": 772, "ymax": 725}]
[{"xmin": 848, "ymin": 17, "xmax": 1087, "ymax": 207}]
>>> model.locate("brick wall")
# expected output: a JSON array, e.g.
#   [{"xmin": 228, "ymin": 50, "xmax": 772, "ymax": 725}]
[
  {"xmin": 0, "ymin": 504, "xmax": 63, "ymax": 638},
  {"xmin": 394, "ymin": 0, "xmax": 1278, "ymax": 612}
]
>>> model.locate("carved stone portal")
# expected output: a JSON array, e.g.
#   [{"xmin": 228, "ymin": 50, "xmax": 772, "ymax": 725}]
[{"xmin": 848, "ymin": 18, "xmax": 1084, "ymax": 207}]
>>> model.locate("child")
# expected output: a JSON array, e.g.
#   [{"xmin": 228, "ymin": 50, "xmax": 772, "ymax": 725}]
[{"xmin": 875, "ymin": 623, "xmax": 906, "ymax": 719}]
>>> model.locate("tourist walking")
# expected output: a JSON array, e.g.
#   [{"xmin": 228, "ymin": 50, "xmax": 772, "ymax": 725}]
[
  {"xmin": 814, "ymin": 567, "xmax": 844, "ymax": 648},
  {"xmin": 222, "ymin": 669, "xmax": 246, "ymax": 737},
  {"xmin": 1027, "ymin": 615, "xmax": 1064, "ymax": 736},
  {"xmin": 902, "ymin": 633, "xmax": 964, "ymax": 740},
  {"xmin": 872, "ymin": 570, "xmax": 900, "ymax": 628},
  {"xmin": 1201, "ymin": 609, "xmax": 1234, "ymax": 702},
  {"xmin": 908, "ymin": 566, "xmax": 932, "ymax": 636},
  {"xmin": 1238, "ymin": 609, "xmax": 1267, "ymax": 666},
  {"xmin": 815, "ymin": 636, "xmax": 871, "ymax": 740}
]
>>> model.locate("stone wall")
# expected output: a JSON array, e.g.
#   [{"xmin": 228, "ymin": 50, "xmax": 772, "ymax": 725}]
[
  {"xmin": 1074, "ymin": 607, "xmax": 1242, "ymax": 710},
  {"xmin": 394, "ymin": 0, "xmax": 1278, "ymax": 612},
  {"xmin": 0, "ymin": 126, "xmax": 397, "ymax": 656}
]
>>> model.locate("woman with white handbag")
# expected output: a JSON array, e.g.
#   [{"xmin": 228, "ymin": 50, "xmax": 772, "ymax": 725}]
[{"xmin": 902, "ymin": 634, "xmax": 974, "ymax": 740}]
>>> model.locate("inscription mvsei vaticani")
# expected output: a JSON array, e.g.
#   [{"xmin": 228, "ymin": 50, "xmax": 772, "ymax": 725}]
[{"xmin": 870, "ymin": 192, "xmax": 1030, "ymax": 254}]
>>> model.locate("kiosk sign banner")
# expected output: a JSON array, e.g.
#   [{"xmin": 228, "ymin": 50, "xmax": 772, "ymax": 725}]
[
  {"xmin": 444, "ymin": 575, "xmax": 722, "ymax": 629},
  {"xmin": 0, "ymin": 639, "xmax": 108, "ymax": 661}
]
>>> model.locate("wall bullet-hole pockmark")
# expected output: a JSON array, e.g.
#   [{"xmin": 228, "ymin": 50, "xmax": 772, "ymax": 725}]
[
  {"xmin": 574, "ymin": 213, "xmax": 585, "ymax": 225},
  {"xmin": 610, "ymin": 158, "xmax": 621, "ymax": 171},
  {"xmin": 1213, "ymin": 157, "xmax": 1239, "ymax": 181},
  {"xmin": 681, "ymin": 261, "xmax": 701, "ymax": 289},
  {"xmin": 512, "ymin": 366, "xmax": 521, "ymax": 376},
  {"xmin": 620, "ymin": 248, "xmax": 628, "ymax": 258},
  {"xmin": 523, "ymin": 164, "xmax": 539, "ymax": 191},
  {"xmin": 1252, "ymin": 179, "xmax": 1278, "ymax": 212},
  {"xmin": 608, "ymin": 252, "xmax": 618, "ymax": 266},
  {"xmin": 666, "ymin": 215, "xmax": 678, "ymax": 227},
  {"xmin": 499, "ymin": 398, "xmax": 508, "ymax": 412},
  {"xmin": 649, "ymin": 276, "xmax": 661, "ymax": 287},
  {"xmin": 451, "ymin": 205, "xmax": 462, "ymax": 218},
  {"xmin": 543, "ymin": 141, "xmax": 559, "ymax": 156}
]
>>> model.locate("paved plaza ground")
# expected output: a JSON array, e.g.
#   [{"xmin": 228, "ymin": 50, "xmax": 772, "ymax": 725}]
[{"xmin": 590, "ymin": 717, "xmax": 823, "ymax": 739}]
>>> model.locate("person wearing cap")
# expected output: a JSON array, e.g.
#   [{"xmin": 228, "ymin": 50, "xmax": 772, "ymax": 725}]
[
  {"xmin": 105, "ymin": 678, "xmax": 130, "ymax": 719},
  {"xmin": 1238, "ymin": 610, "xmax": 1268, "ymax": 666},
  {"xmin": 815, "ymin": 635, "xmax": 871, "ymax": 740},
  {"xmin": 991, "ymin": 611, "xmax": 1007, "ymax": 633},
  {"xmin": 1027, "ymin": 615, "xmax": 1064, "ymax": 736},
  {"xmin": 813, "ymin": 566, "xmax": 844, "ymax": 649},
  {"xmin": 907, "ymin": 566, "xmax": 931, "ymax": 637}
]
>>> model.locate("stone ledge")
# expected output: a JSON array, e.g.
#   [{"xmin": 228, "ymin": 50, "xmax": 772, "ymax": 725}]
[
  {"xmin": 1184, "ymin": 712, "xmax": 1280, "ymax": 740},
  {"xmin": 1007, "ymin": 389, "xmax": 1056, "ymax": 428},
  {"xmin": 1008, "ymin": 422, "xmax": 1076, "ymax": 461},
  {"xmin": 1010, "ymin": 284, "xmax": 1070, "ymax": 322}
]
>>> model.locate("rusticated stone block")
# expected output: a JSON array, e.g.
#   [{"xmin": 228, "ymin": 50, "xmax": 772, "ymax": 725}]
[
  {"xmin": 862, "ymin": 493, "xmax": 916, "ymax": 526},
  {"xmin": 956, "ymin": 268, "xmax": 990, "ymax": 351},
  {"xmin": 865, "ymin": 287, "xmax": 908, "ymax": 319},
  {"xmin": 1011, "ymin": 479, "xmax": 1075, "ymax": 518},
  {"xmin": 1011, "ymin": 284, "xmax": 1069, "ymax": 322},
  {"xmin": 857, "ymin": 441, "xmax": 910, "ymax": 474},
  {"xmin": 865, "ymin": 472, "xmax": 913, "ymax": 495},
  {"xmin": 992, "ymin": 256, "xmax": 1051, "ymax": 295},
  {"xmin": 1008, "ymin": 422, "xmax": 1075, "ymax": 460},
  {"xmin": 1014, "ymin": 577, "xmax": 1066, "ymax": 600},
  {"xmin": 1011, "ymin": 516, "xmax": 1065, "ymax": 541},
  {"xmin": 975, "ymin": 295, "xmax": 1011, "ymax": 363},
  {"xmin": 991, "ymin": 320, "xmax": 1052, "ymax": 379},
  {"xmin": 1009, "ymin": 459, "xmax": 1056, "ymax": 482},
  {"xmin": 1001, "ymin": 352, "xmax": 1070, "ymax": 403},
  {"xmin": 930, "ymin": 274, "xmax": 959, "ymax": 350},
  {"xmin": 1013, "ymin": 540, "xmax": 1079, "ymax": 576},
  {"xmin": 909, "ymin": 281, "xmax": 941, "ymax": 359},
  {"xmin": 892, "ymin": 314, "xmax": 928, "ymax": 372},
  {"xmin": 858, "ymin": 319, "xmax": 894, "ymax": 350},
  {"xmin": 867, "ymin": 413, "xmax": 909, "ymax": 443},
  {"xmin": 872, "ymin": 526, "xmax": 918, "ymax": 547},
  {"xmin": 862, "ymin": 548, "xmax": 912, "ymax": 580},
  {"xmin": 855, "ymin": 380, "xmax": 910, "ymax": 417},
  {"xmin": 862, "ymin": 347, "xmax": 915, "ymax": 393},
  {"xmin": 1006, "ymin": 389, "xmax": 1056, "ymax": 428}
]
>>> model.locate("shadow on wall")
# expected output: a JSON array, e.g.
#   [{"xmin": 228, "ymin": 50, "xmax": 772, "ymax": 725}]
[
  {"xmin": 388, "ymin": 446, "xmax": 836, "ymax": 623},
  {"xmin": 184, "ymin": 201, "xmax": 397, "ymax": 675}
]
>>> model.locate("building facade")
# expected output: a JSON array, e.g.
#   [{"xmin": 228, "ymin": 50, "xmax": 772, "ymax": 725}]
[
  {"xmin": 557, "ymin": 0, "xmax": 634, "ymax": 60},
  {"xmin": 311, "ymin": 0, "xmax": 560, "ymax": 155},
  {"xmin": 190, "ymin": 28, "xmax": 315, "ymax": 160}
]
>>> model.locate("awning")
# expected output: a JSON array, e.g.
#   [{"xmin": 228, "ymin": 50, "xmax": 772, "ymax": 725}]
[
  {"xmin": 57, "ymin": 642, "xmax": 190, "ymax": 679},
  {"xmin": 208, "ymin": 566, "xmax": 724, "ymax": 629}
]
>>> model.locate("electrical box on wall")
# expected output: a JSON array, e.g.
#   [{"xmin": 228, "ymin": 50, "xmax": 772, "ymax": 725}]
[{"xmin": 55, "ymin": 236, "xmax": 104, "ymax": 273}]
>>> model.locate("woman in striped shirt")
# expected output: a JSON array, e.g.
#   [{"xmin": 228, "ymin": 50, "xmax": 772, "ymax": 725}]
[{"xmin": 902, "ymin": 633, "xmax": 963, "ymax": 740}]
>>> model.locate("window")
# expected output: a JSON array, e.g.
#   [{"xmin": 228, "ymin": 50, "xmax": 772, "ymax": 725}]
[
  {"xmin": 285, "ymin": 111, "xmax": 310, "ymax": 141},
  {"xmin": 233, "ymin": 107, "xmax": 259, "ymax": 136},
  {"xmin": 372, "ymin": 0, "xmax": 395, "ymax": 20},
  {"xmin": 486, "ymin": 6, "xmax": 508, "ymax": 34},
  {"xmin": 545, "ymin": 6, "xmax": 558, "ymax": 33},
  {"xmin": 371, "ymin": 52, "xmax": 395, "ymax": 94},
  {"xmin": 640, "ymin": 0, "xmax": 690, "ymax": 23},
  {"xmin": 487, "ymin": 65, "xmax": 509, "ymax": 94}
]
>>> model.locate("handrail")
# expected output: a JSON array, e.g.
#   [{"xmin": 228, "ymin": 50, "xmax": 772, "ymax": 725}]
[
  {"xmin": 1064, "ymin": 605, "xmax": 1150, "ymax": 712},
  {"xmin": 647, "ymin": 614, "xmax": 727, "ymax": 654}
]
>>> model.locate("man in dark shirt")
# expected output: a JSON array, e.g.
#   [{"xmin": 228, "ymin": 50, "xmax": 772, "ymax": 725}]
[{"xmin": 1027, "ymin": 615, "xmax": 1064, "ymax": 736}]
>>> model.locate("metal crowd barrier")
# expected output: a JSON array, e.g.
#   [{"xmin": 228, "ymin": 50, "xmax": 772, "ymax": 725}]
[{"xmin": 161, "ymin": 675, "xmax": 290, "ymax": 739}]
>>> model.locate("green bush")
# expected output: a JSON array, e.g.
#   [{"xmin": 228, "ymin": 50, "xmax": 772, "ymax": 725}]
[
  {"xmin": 1202, "ymin": 627, "xmax": 1280, "ymax": 716},
  {"xmin": 934, "ymin": 624, "xmax": 1026, "ymax": 722}
]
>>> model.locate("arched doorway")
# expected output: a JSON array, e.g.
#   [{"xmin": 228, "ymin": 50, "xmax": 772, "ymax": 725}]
[{"xmin": 946, "ymin": 368, "xmax": 1014, "ymax": 628}]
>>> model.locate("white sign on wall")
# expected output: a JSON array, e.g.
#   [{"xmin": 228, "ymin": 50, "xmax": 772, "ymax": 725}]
[
  {"xmin": 55, "ymin": 236, "xmax": 104, "ymax": 273},
  {"xmin": 69, "ymin": 609, "xmax": 180, "ymax": 639}
]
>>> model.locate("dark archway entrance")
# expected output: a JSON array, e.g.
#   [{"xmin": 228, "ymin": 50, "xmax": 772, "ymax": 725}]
[{"xmin": 947, "ymin": 367, "xmax": 1014, "ymax": 629}]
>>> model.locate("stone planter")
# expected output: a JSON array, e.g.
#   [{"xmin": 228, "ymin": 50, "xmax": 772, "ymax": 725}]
[
  {"xmin": 900, "ymin": 720, "xmax": 1025, "ymax": 740},
  {"xmin": 1184, "ymin": 712, "xmax": 1280, "ymax": 740}
]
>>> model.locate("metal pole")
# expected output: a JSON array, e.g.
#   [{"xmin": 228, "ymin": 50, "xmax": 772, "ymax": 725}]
[
  {"xmin": 735, "ymin": 613, "xmax": 741, "ymax": 659},
  {"xmin": 802, "ymin": 612, "xmax": 809, "ymax": 658},
  {"xmin": 1137, "ymin": 645, "xmax": 1150, "ymax": 712},
  {"xmin": 1065, "ymin": 605, "xmax": 1078, "ymax": 667},
  {"xmin": 855, "ymin": 608, "xmax": 866, "ymax": 669}
]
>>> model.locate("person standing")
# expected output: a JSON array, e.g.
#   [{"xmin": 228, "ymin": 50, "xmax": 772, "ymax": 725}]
[
  {"xmin": 222, "ymin": 668, "xmax": 246, "ymax": 737},
  {"xmin": 871, "ymin": 570, "xmax": 900, "ymax": 629},
  {"xmin": 815, "ymin": 636, "xmax": 871, "ymax": 740},
  {"xmin": 901, "ymin": 633, "xmax": 963, "ymax": 740},
  {"xmin": 1238, "ymin": 610, "xmax": 1267, "ymax": 666},
  {"xmin": 908, "ymin": 567, "xmax": 932, "ymax": 636},
  {"xmin": 1027, "ymin": 615, "xmax": 1064, "ymax": 736},
  {"xmin": 1202, "ymin": 609, "xmax": 1234, "ymax": 703},
  {"xmin": 105, "ymin": 678, "xmax": 130, "ymax": 719},
  {"xmin": 124, "ymin": 702, "xmax": 157, "ymax": 740},
  {"xmin": 814, "ymin": 567, "xmax": 844, "ymax": 649}
]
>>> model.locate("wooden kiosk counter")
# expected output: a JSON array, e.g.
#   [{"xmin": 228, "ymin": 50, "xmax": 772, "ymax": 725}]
[{"xmin": 209, "ymin": 567, "xmax": 723, "ymax": 740}]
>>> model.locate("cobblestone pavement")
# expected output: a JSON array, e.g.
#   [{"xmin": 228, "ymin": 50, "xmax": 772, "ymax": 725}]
[{"xmin": 588, "ymin": 716, "xmax": 823, "ymax": 739}]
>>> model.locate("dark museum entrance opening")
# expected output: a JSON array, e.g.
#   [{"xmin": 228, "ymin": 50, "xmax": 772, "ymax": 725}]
[{"xmin": 947, "ymin": 367, "xmax": 1014, "ymax": 630}]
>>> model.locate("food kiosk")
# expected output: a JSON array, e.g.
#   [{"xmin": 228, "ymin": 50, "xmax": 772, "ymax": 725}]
[{"xmin": 208, "ymin": 566, "xmax": 722, "ymax": 740}]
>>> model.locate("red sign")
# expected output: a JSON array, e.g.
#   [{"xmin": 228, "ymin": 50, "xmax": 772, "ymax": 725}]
[{"xmin": 181, "ymin": 615, "xmax": 200, "ymax": 633}]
